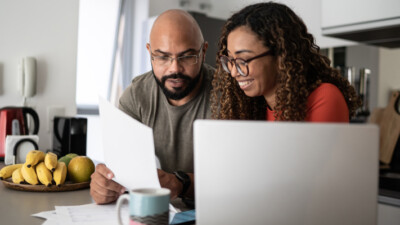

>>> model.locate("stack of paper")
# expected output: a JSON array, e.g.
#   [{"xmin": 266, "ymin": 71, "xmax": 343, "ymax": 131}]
[
  {"xmin": 32, "ymin": 203, "xmax": 128, "ymax": 225},
  {"xmin": 33, "ymin": 203, "xmax": 177, "ymax": 225}
]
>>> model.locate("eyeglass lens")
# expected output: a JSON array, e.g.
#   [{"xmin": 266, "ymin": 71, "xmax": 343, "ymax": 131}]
[
  {"xmin": 151, "ymin": 43, "xmax": 204, "ymax": 67},
  {"xmin": 153, "ymin": 55, "xmax": 198, "ymax": 66},
  {"xmin": 220, "ymin": 56, "xmax": 248, "ymax": 76}
]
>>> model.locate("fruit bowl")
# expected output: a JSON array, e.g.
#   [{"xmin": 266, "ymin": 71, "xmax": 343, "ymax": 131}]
[{"xmin": 1, "ymin": 178, "xmax": 90, "ymax": 192}]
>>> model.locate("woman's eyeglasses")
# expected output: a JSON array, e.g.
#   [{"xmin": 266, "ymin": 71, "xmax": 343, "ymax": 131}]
[{"xmin": 220, "ymin": 50, "xmax": 273, "ymax": 77}]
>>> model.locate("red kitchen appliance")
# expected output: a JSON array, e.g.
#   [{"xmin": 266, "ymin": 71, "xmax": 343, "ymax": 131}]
[{"xmin": 0, "ymin": 107, "xmax": 40, "ymax": 159}]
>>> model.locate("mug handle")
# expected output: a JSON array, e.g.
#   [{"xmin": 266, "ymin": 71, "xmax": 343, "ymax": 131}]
[{"xmin": 116, "ymin": 194, "xmax": 130, "ymax": 225}]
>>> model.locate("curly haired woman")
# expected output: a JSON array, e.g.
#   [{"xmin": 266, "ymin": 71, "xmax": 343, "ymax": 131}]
[{"xmin": 211, "ymin": 2, "xmax": 361, "ymax": 122}]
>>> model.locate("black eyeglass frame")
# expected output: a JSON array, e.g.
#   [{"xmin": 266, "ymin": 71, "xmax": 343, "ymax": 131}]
[{"xmin": 220, "ymin": 49, "xmax": 274, "ymax": 77}]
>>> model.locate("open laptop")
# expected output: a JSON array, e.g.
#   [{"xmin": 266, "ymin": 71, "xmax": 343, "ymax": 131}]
[{"xmin": 194, "ymin": 120, "xmax": 379, "ymax": 225}]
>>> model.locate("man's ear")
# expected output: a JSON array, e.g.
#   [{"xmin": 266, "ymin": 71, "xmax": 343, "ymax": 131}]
[{"xmin": 146, "ymin": 43, "xmax": 151, "ymax": 53}]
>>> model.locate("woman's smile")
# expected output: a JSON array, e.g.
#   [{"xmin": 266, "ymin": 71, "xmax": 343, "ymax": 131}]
[{"xmin": 237, "ymin": 79, "xmax": 254, "ymax": 89}]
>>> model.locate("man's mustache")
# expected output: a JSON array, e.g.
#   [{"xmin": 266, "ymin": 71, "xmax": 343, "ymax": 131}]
[{"xmin": 161, "ymin": 73, "xmax": 191, "ymax": 83}]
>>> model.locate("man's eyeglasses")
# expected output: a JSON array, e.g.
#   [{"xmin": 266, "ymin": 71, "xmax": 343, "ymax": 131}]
[
  {"xmin": 150, "ymin": 43, "xmax": 204, "ymax": 67},
  {"xmin": 219, "ymin": 50, "xmax": 274, "ymax": 77}
]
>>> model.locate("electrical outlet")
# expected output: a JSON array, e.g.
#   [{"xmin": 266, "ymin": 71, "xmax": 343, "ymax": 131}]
[{"xmin": 47, "ymin": 106, "xmax": 65, "ymax": 133}]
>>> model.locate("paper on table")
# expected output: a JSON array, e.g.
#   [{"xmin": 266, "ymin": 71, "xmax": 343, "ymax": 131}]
[
  {"xmin": 32, "ymin": 210, "xmax": 56, "ymax": 219},
  {"xmin": 32, "ymin": 210, "xmax": 59, "ymax": 225},
  {"xmin": 53, "ymin": 203, "xmax": 176, "ymax": 225},
  {"xmin": 55, "ymin": 203, "xmax": 128, "ymax": 225},
  {"xmin": 98, "ymin": 97, "xmax": 160, "ymax": 190}
]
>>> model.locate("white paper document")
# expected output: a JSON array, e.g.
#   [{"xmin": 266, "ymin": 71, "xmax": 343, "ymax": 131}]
[
  {"xmin": 32, "ymin": 210, "xmax": 59, "ymax": 225},
  {"xmin": 55, "ymin": 203, "xmax": 129, "ymax": 225},
  {"xmin": 32, "ymin": 210, "xmax": 57, "ymax": 220},
  {"xmin": 98, "ymin": 97, "xmax": 161, "ymax": 190},
  {"xmin": 33, "ymin": 203, "xmax": 176, "ymax": 225}
]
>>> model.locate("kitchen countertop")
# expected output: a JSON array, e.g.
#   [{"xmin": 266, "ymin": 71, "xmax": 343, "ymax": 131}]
[
  {"xmin": 379, "ymin": 189, "xmax": 400, "ymax": 207},
  {"xmin": 0, "ymin": 178, "xmax": 93, "ymax": 225}
]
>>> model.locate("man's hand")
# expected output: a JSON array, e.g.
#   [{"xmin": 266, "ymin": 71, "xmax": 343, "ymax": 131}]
[
  {"xmin": 157, "ymin": 169, "xmax": 183, "ymax": 199},
  {"xmin": 90, "ymin": 163, "xmax": 125, "ymax": 204}
]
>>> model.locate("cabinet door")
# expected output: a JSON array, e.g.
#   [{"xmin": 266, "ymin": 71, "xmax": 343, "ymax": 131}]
[
  {"xmin": 378, "ymin": 203, "xmax": 400, "ymax": 225},
  {"xmin": 322, "ymin": 0, "xmax": 400, "ymax": 28}
]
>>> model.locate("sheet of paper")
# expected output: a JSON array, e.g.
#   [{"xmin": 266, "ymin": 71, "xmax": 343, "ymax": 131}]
[
  {"xmin": 52, "ymin": 203, "xmax": 176, "ymax": 225},
  {"xmin": 42, "ymin": 220, "xmax": 60, "ymax": 225},
  {"xmin": 98, "ymin": 97, "xmax": 160, "ymax": 190},
  {"xmin": 55, "ymin": 203, "xmax": 128, "ymax": 225},
  {"xmin": 32, "ymin": 210, "xmax": 60, "ymax": 225},
  {"xmin": 32, "ymin": 210, "xmax": 57, "ymax": 220}
]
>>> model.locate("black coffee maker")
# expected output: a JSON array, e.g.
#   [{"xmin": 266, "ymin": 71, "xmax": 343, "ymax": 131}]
[{"xmin": 52, "ymin": 117, "xmax": 87, "ymax": 157}]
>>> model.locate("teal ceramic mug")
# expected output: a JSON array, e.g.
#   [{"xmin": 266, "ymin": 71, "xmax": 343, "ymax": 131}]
[{"xmin": 116, "ymin": 188, "xmax": 170, "ymax": 225}]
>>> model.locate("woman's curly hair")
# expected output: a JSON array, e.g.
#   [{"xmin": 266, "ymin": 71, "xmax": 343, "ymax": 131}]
[{"xmin": 211, "ymin": 2, "xmax": 361, "ymax": 121}]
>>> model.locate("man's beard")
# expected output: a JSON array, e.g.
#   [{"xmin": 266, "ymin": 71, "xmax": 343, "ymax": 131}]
[{"xmin": 153, "ymin": 65, "xmax": 203, "ymax": 100}]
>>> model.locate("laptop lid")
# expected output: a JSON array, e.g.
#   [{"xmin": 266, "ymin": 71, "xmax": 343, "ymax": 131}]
[{"xmin": 194, "ymin": 120, "xmax": 379, "ymax": 225}]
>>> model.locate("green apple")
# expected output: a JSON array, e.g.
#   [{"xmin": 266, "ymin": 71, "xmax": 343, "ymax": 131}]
[
  {"xmin": 58, "ymin": 156, "xmax": 73, "ymax": 167},
  {"xmin": 65, "ymin": 153, "xmax": 78, "ymax": 158}
]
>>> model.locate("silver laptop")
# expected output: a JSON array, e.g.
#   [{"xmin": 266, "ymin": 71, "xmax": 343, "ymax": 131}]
[{"xmin": 194, "ymin": 120, "xmax": 379, "ymax": 225}]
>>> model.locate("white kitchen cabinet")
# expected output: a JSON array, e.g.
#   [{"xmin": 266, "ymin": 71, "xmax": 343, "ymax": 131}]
[
  {"xmin": 322, "ymin": 0, "xmax": 400, "ymax": 29},
  {"xmin": 321, "ymin": 0, "xmax": 400, "ymax": 48},
  {"xmin": 378, "ymin": 203, "xmax": 400, "ymax": 225}
]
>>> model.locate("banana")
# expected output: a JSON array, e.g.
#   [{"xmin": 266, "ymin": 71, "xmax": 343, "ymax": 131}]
[
  {"xmin": 0, "ymin": 164, "xmax": 23, "ymax": 180},
  {"xmin": 21, "ymin": 163, "xmax": 39, "ymax": 185},
  {"xmin": 12, "ymin": 168, "xmax": 25, "ymax": 184},
  {"xmin": 44, "ymin": 152, "xmax": 58, "ymax": 172},
  {"xmin": 25, "ymin": 150, "xmax": 45, "ymax": 168},
  {"xmin": 53, "ymin": 162, "xmax": 67, "ymax": 186},
  {"xmin": 36, "ymin": 162, "xmax": 53, "ymax": 187}
]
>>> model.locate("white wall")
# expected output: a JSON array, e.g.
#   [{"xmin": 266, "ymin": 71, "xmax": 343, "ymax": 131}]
[
  {"xmin": 0, "ymin": 0, "xmax": 79, "ymax": 151},
  {"xmin": 378, "ymin": 48, "xmax": 400, "ymax": 107}
]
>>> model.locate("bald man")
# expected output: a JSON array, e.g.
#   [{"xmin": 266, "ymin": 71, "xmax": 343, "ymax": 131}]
[{"xmin": 90, "ymin": 9, "xmax": 215, "ymax": 205}]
